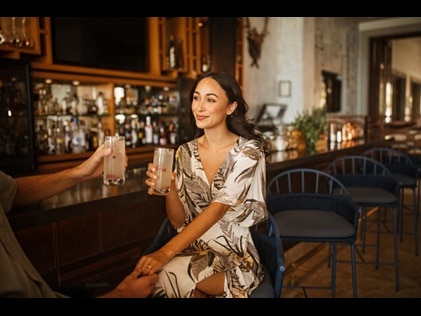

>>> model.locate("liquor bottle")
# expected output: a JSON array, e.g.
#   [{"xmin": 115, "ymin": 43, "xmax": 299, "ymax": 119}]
[
  {"xmin": 176, "ymin": 38, "xmax": 184, "ymax": 71},
  {"xmin": 167, "ymin": 35, "xmax": 177, "ymax": 69},
  {"xmin": 96, "ymin": 91, "xmax": 105, "ymax": 115},
  {"xmin": 55, "ymin": 118, "xmax": 65, "ymax": 154},
  {"xmin": 137, "ymin": 120, "xmax": 145, "ymax": 146},
  {"xmin": 152, "ymin": 120, "xmax": 159, "ymax": 145},
  {"xmin": 124, "ymin": 121, "xmax": 132, "ymax": 147},
  {"xmin": 61, "ymin": 89, "xmax": 73, "ymax": 115},
  {"xmin": 47, "ymin": 124, "xmax": 56, "ymax": 155},
  {"xmin": 71, "ymin": 117, "xmax": 86, "ymax": 154},
  {"xmin": 97, "ymin": 119, "xmax": 105, "ymax": 146},
  {"xmin": 168, "ymin": 121, "xmax": 178, "ymax": 145},
  {"xmin": 144, "ymin": 116, "xmax": 153, "ymax": 145},
  {"xmin": 131, "ymin": 119, "xmax": 139, "ymax": 148},
  {"xmin": 63, "ymin": 121, "xmax": 72, "ymax": 153},
  {"xmin": 201, "ymin": 54, "xmax": 211, "ymax": 73},
  {"xmin": 159, "ymin": 124, "xmax": 167, "ymax": 146},
  {"xmin": 88, "ymin": 98, "xmax": 98, "ymax": 115},
  {"xmin": 36, "ymin": 124, "xmax": 49, "ymax": 155},
  {"xmin": 89, "ymin": 122, "xmax": 99, "ymax": 150}
]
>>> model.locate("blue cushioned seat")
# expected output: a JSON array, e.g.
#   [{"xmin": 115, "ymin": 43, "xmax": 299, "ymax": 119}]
[
  {"xmin": 326, "ymin": 155, "xmax": 401, "ymax": 292},
  {"xmin": 266, "ymin": 168, "xmax": 360, "ymax": 298}
]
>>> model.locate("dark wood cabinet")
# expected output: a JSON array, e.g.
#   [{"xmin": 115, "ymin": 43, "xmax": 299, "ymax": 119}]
[{"xmin": 209, "ymin": 17, "xmax": 238, "ymax": 76}]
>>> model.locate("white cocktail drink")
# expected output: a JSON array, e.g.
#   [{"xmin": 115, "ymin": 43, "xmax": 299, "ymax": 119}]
[
  {"xmin": 103, "ymin": 136, "xmax": 126, "ymax": 186},
  {"xmin": 152, "ymin": 147, "xmax": 174, "ymax": 195}
]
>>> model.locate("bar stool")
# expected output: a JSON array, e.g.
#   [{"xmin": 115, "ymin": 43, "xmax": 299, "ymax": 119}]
[
  {"xmin": 266, "ymin": 168, "xmax": 360, "ymax": 297},
  {"xmin": 395, "ymin": 143, "xmax": 421, "ymax": 227},
  {"xmin": 363, "ymin": 147, "xmax": 419, "ymax": 256},
  {"xmin": 326, "ymin": 155, "xmax": 401, "ymax": 291},
  {"xmin": 143, "ymin": 214, "xmax": 286, "ymax": 298}
]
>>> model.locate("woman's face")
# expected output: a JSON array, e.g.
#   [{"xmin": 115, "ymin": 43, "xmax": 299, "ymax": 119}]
[{"xmin": 191, "ymin": 77, "xmax": 237, "ymax": 131}]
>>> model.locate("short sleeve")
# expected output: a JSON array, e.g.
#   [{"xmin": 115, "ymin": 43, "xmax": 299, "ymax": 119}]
[
  {"xmin": 0, "ymin": 171, "xmax": 18, "ymax": 214},
  {"xmin": 214, "ymin": 139, "xmax": 268, "ymax": 227}
]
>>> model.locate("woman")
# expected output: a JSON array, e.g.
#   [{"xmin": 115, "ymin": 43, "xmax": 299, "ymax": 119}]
[{"xmin": 138, "ymin": 71, "xmax": 268, "ymax": 298}]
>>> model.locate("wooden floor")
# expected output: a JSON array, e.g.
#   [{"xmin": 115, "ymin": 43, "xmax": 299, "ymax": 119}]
[{"xmin": 280, "ymin": 190, "xmax": 421, "ymax": 299}]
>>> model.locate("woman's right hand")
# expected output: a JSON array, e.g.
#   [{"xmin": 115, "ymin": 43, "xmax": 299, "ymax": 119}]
[
  {"xmin": 145, "ymin": 162, "xmax": 158, "ymax": 195},
  {"xmin": 145, "ymin": 163, "xmax": 176, "ymax": 195}
]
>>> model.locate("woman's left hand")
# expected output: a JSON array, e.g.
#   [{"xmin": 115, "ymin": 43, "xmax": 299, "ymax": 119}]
[{"xmin": 136, "ymin": 250, "xmax": 168, "ymax": 276}]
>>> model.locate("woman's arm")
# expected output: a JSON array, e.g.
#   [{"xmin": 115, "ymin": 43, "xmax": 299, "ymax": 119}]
[
  {"xmin": 165, "ymin": 173, "xmax": 185, "ymax": 229},
  {"xmin": 161, "ymin": 201, "xmax": 230, "ymax": 257},
  {"xmin": 136, "ymin": 201, "xmax": 230, "ymax": 275},
  {"xmin": 145, "ymin": 166, "xmax": 185, "ymax": 229}
]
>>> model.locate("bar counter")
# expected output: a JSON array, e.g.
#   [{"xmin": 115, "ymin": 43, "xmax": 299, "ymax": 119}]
[
  {"xmin": 265, "ymin": 138, "xmax": 385, "ymax": 181},
  {"xmin": 8, "ymin": 137, "xmax": 387, "ymax": 292},
  {"xmin": 11, "ymin": 168, "xmax": 152, "ymax": 230},
  {"xmin": 11, "ymin": 138, "xmax": 378, "ymax": 226},
  {"xmin": 9, "ymin": 168, "xmax": 167, "ymax": 291}
]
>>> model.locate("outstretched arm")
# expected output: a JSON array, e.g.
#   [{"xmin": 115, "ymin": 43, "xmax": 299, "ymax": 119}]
[{"xmin": 13, "ymin": 144, "xmax": 112, "ymax": 208}]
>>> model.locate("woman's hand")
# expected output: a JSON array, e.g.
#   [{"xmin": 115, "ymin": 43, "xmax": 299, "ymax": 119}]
[
  {"xmin": 145, "ymin": 163, "xmax": 176, "ymax": 195},
  {"xmin": 136, "ymin": 250, "xmax": 169, "ymax": 276},
  {"xmin": 145, "ymin": 162, "xmax": 158, "ymax": 195}
]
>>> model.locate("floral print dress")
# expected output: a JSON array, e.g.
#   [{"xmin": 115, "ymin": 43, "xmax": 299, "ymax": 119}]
[{"xmin": 150, "ymin": 136, "xmax": 268, "ymax": 298}]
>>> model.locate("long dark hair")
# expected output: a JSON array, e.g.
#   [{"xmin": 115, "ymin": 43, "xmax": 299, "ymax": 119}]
[{"xmin": 188, "ymin": 71, "xmax": 263, "ymax": 143}]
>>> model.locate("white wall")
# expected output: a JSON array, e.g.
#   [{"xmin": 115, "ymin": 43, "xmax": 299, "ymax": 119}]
[
  {"xmin": 243, "ymin": 17, "xmax": 359, "ymax": 125},
  {"xmin": 242, "ymin": 17, "xmax": 421, "ymax": 126},
  {"xmin": 243, "ymin": 17, "xmax": 308, "ymax": 125},
  {"xmin": 392, "ymin": 37, "xmax": 421, "ymax": 80}
]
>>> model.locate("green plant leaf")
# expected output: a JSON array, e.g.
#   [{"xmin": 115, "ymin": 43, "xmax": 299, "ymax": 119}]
[{"xmin": 292, "ymin": 107, "xmax": 326, "ymax": 148}]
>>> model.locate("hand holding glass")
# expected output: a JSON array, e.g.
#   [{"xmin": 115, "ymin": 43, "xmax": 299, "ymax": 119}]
[
  {"xmin": 152, "ymin": 147, "xmax": 174, "ymax": 195},
  {"xmin": 103, "ymin": 135, "xmax": 126, "ymax": 186}
]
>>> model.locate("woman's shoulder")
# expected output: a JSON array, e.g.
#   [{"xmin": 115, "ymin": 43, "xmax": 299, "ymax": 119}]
[
  {"xmin": 237, "ymin": 136, "xmax": 264, "ymax": 150},
  {"xmin": 236, "ymin": 137, "xmax": 265, "ymax": 158},
  {"xmin": 177, "ymin": 138, "xmax": 198, "ymax": 156},
  {"xmin": 179, "ymin": 138, "xmax": 197, "ymax": 149}
]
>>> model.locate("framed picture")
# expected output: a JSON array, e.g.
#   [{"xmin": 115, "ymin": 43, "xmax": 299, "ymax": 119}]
[
  {"xmin": 278, "ymin": 80, "xmax": 291, "ymax": 97},
  {"xmin": 256, "ymin": 103, "xmax": 287, "ymax": 132},
  {"xmin": 256, "ymin": 103, "xmax": 287, "ymax": 122}
]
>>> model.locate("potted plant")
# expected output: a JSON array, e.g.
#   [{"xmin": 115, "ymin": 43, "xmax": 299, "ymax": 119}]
[{"xmin": 292, "ymin": 106, "xmax": 327, "ymax": 152}]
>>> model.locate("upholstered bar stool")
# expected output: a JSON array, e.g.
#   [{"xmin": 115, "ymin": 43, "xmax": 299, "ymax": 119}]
[
  {"xmin": 390, "ymin": 143, "xmax": 421, "ymax": 249},
  {"xmin": 266, "ymin": 168, "xmax": 360, "ymax": 298},
  {"xmin": 143, "ymin": 214, "xmax": 286, "ymax": 298},
  {"xmin": 326, "ymin": 155, "xmax": 401, "ymax": 292},
  {"xmin": 363, "ymin": 147, "xmax": 419, "ymax": 256}
]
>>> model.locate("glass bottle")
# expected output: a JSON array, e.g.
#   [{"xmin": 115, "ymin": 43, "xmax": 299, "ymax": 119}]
[
  {"xmin": 144, "ymin": 116, "xmax": 153, "ymax": 145},
  {"xmin": 167, "ymin": 35, "xmax": 177, "ymax": 69},
  {"xmin": 96, "ymin": 91, "xmax": 105, "ymax": 115},
  {"xmin": 176, "ymin": 38, "xmax": 184, "ymax": 71},
  {"xmin": 137, "ymin": 120, "xmax": 145, "ymax": 146},
  {"xmin": 21, "ymin": 17, "xmax": 34, "ymax": 48},
  {"xmin": 55, "ymin": 119, "xmax": 65, "ymax": 155}
]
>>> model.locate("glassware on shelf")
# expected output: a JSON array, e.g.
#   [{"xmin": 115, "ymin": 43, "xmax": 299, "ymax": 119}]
[
  {"xmin": 9, "ymin": 17, "xmax": 22, "ymax": 47},
  {"xmin": 0, "ymin": 28, "xmax": 7, "ymax": 46},
  {"xmin": 20, "ymin": 17, "xmax": 34, "ymax": 48},
  {"xmin": 0, "ymin": 17, "xmax": 34, "ymax": 49}
]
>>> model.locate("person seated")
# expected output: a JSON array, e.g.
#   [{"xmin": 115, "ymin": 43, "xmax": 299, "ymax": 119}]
[
  {"xmin": 139, "ymin": 71, "xmax": 269, "ymax": 298},
  {"xmin": 0, "ymin": 144, "xmax": 158, "ymax": 298}
]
